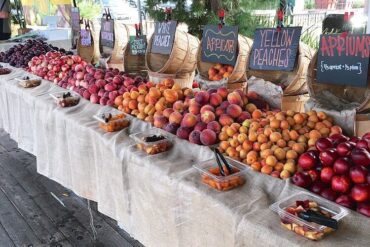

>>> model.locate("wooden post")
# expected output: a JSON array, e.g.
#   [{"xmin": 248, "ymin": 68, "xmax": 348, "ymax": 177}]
[{"xmin": 137, "ymin": 0, "xmax": 143, "ymax": 33}]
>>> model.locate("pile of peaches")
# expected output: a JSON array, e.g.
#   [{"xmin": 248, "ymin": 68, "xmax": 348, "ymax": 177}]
[
  {"xmin": 208, "ymin": 63, "xmax": 234, "ymax": 81},
  {"xmin": 217, "ymin": 110, "xmax": 343, "ymax": 179}
]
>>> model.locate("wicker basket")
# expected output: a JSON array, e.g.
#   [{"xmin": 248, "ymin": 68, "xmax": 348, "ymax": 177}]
[
  {"xmin": 148, "ymin": 71, "xmax": 195, "ymax": 89},
  {"xmin": 197, "ymin": 35, "xmax": 252, "ymax": 84},
  {"xmin": 247, "ymin": 42, "xmax": 314, "ymax": 96},
  {"xmin": 77, "ymin": 27, "xmax": 94, "ymax": 63},
  {"xmin": 146, "ymin": 30, "xmax": 199, "ymax": 75},
  {"xmin": 307, "ymin": 51, "xmax": 370, "ymax": 112},
  {"xmin": 91, "ymin": 19, "xmax": 129, "ymax": 70}
]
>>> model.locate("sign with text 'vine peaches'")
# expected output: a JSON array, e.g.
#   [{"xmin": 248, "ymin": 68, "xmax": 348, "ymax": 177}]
[
  {"xmin": 201, "ymin": 25, "xmax": 238, "ymax": 66},
  {"xmin": 151, "ymin": 21, "xmax": 177, "ymax": 55}
]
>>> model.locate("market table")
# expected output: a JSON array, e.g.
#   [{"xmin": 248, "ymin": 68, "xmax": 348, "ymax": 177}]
[{"xmin": 0, "ymin": 64, "xmax": 369, "ymax": 247}]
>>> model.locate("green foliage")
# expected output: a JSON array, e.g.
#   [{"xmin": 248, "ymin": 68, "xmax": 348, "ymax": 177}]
[
  {"xmin": 352, "ymin": 0, "xmax": 365, "ymax": 8},
  {"xmin": 77, "ymin": 0, "xmax": 102, "ymax": 20},
  {"xmin": 304, "ymin": 0, "xmax": 315, "ymax": 9},
  {"xmin": 144, "ymin": 0, "xmax": 278, "ymax": 38}
]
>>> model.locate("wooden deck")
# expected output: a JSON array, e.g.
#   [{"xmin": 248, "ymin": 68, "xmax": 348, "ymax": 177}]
[{"xmin": 0, "ymin": 129, "xmax": 144, "ymax": 247}]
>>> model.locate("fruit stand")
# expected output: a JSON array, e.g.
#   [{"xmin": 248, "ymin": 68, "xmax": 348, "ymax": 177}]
[{"xmin": 0, "ymin": 8, "xmax": 369, "ymax": 247}]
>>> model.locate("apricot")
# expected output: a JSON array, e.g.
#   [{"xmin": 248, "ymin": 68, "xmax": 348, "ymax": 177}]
[
  {"xmin": 218, "ymin": 132, "xmax": 229, "ymax": 141},
  {"xmin": 280, "ymin": 170, "xmax": 291, "ymax": 179},
  {"xmin": 289, "ymin": 130, "xmax": 299, "ymax": 141},
  {"xmin": 286, "ymin": 150, "xmax": 298, "ymax": 159},
  {"xmin": 286, "ymin": 110, "xmax": 295, "ymax": 117},
  {"xmin": 260, "ymin": 143, "xmax": 271, "ymax": 151},
  {"xmin": 246, "ymin": 151, "xmax": 258, "ymax": 164},
  {"xmin": 286, "ymin": 116, "xmax": 295, "ymax": 126},
  {"xmin": 169, "ymin": 111, "xmax": 183, "ymax": 125},
  {"xmin": 322, "ymin": 120, "xmax": 333, "ymax": 128},
  {"xmin": 237, "ymin": 133, "xmax": 247, "ymax": 144},
  {"xmin": 242, "ymin": 140, "xmax": 253, "ymax": 152},
  {"xmin": 248, "ymin": 132, "xmax": 258, "ymax": 142},
  {"xmin": 257, "ymin": 134, "xmax": 268, "ymax": 143},
  {"xmin": 293, "ymin": 113, "xmax": 305, "ymax": 124},
  {"xmin": 284, "ymin": 162, "xmax": 296, "ymax": 174},
  {"xmin": 317, "ymin": 111, "xmax": 327, "ymax": 120},
  {"xmin": 297, "ymin": 135, "xmax": 307, "ymax": 143},
  {"xmin": 261, "ymin": 165, "xmax": 273, "ymax": 175},
  {"xmin": 266, "ymin": 155, "xmax": 278, "ymax": 167},
  {"xmin": 277, "ymin": 139, "xmax": 287, "ymax": 148},
  {"xmin": 219, "ymin": 114, "xmax": 234, "ymax": 127},
  {"xmin": 270, "ymin": 132, "xmax": 282, "ymax": 142},
  {"xmin": 229, "ymin": 139, "xmax": 239, "ymax": 148},
  {"xmin": 319, "ymin": 127, "xmax": 330, "ymax": 137},
  {"xmin": 260, "ymin": 149, "xmax": 273, "ymax": 159},
  {"xmin": 287, "ymin": 140, "xmax": 296, "ymax": 148},
  {"xmin": 274, "ymin": 162, "xmax": 284, "ymax": 172},
  {"xmin": 274, "ymin": 148, "xmax": 286, "ymax": 161},
  {"xmin": 245, "ymin": 103, "xmax": 257, "ymax": 113},
  {"xmin": 128, "ymin": 99, "xmax": 138, "ymax": 110},
  {"xmin": 239, "ymin": 126, "xmax": 248, "ymax": 134},
  {"xmin": 292, "ymin": 143, "xmax": 305, "ymax": 154},
  {"xmin": 280, "ymin": 120, "xmax": 290, "ymax": 130},
  {"xmin": 253, "ymin": 142, "xmax": 261, "ymax": 151},
  {"xmin": 252, "ymin": 109, "xmax": 263, "ymax": 120},
  {"xmin": 308, "ymin": 138, "xmax": 318, "ymax": 147},
  {"xmin": 309, "ymin": 129, "xmax": 321, "ymax": 139},
  {"xmin": 275, "ymin": 112, "xmax": 286, "ymax": 121},
  {"xmin": 306, "ymin": 121, "xmax": 315, "ymax": 129},
  {"xmin": 330, "ymin": 125, "xmax": 342, "ymax": 135},
  {"xmin": 308, "ymin": 114, "xmax": 319, "ymax": 123},
  {"xmin": 250, "ymin": 121, "xmax": 260, "ymax": 131},
  {"xmin": 270, "ymin": 119, "xmax": 281, "ymax": 129},
  {"xmin": 251, "ymin": 162, "xmax": 262, "ymax": 171}
]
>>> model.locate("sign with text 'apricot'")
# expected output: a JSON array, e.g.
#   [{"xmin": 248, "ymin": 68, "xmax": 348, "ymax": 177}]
[
  {"xmin": 151, "ymin": 21, "xmax": 177, "ymax": 55},
  {"xmin": 249, "ymin": 27, "xmax": 302, "ymax": 71},
  {"xmin": 317, "ymin": 34, "xmax": 370, "ymax": 87},
  {"xmin": 201, "ymin": 25, "xmax": 238, "ymax": 66}
]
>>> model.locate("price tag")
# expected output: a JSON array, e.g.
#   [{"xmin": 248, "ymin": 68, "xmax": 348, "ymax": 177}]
[
  {"xmin": 201, "ymin": 25, "xmax": 238, "ymax": 66},
  {"xmin": 249, "ymin": 27, "xmax": 302, "ymax": 71},
  {"xmin": 317, "ymin": 34, "xmax": 370, "ymax": 87},
  {"xmin": 80, "ymin": 29, "xmax": 92, "ymax": 47},
  {"xmin": 151, "ymin": 21, "xmax": 177, "ymax": 55},
  {"xmin": 129, "ymin": 35, "xmax": 147, "ymax": 55}
]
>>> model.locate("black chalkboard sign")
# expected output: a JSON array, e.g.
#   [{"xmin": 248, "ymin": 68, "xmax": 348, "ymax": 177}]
[
  {"xmin": 201, "ymin": 25, "xmax": 238, "ymax": 66},
  {"xmin": 249, "ymin": 27, "xmax": 302, "ymax": 71},
  {"xmin": 129, "ymin": 35, "xmax": 147, "ymax": 55},
  {"xmin": 151, "ymin": 21, "xmax": 177, "ymax": 55},
  {"xmin": 100, "ymin": 18, "xmax": 115, "ymax": 48},
  {"xmin": 316, "ymin": 34, "xmax": 370, "ymax": 87},
  {"xmin": 80, "ymin": 29, "xmax": 92, "ymax": 47}
]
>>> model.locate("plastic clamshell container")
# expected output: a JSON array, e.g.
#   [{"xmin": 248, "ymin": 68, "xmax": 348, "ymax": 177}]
[
  {"xmin": 16, "ymin": 78, "xmax": 41, "ymax": 88},
  {"xmin": 130, "ymin": 129, "xmax": 173, "ymax": 155},
  {"xmin": 193, "ymin": 157, "xmax": 247, "ymax": 191},
  {"xmin": 93, "ymin": 113, "xmax": 130, "ymax": 132},
  {"xmin": 49, "ymin": 91, "xmax": 80, "ymax": 107},
  {"xmin": 270, "ymin": 191, "xmax": 349, "ymax": 240}
]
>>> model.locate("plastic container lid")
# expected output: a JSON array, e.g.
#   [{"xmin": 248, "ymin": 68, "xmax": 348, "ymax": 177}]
[
  {"xmin": 49, "ymin": 91, "xmax": 80, "ymax": 100},
  {"xmin": 270, "ymin": 191, "xmax": 349, "ymax": 232},
  {"xmin": 130, "ymin": 128, "xmax": 173, "ymax": 147}
]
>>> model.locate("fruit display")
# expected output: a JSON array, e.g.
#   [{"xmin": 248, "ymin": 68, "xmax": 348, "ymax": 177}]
[
  {"xmin": 0, "ymin": 66, "xmax": 11, "ymax": 75},
  {"xmin": 0, "ymin": 39, "xmax": 71, "ymax": 68},
  {"xmin": 28, "ymin": 52, "xmax": 144, "ymax": 106},
  {"xmin": 218, "ymin": 110, "xmax": 343, "ymax": 179},
  {"xmin": 194, "ymin": 156, "xmax": 246, "ymax": 191},
  {"xmin": 161, "ymin": 88, "xmax": 269, "ymax": 146},
  {"xmin": 130, "ymin": 129, "xmax": 173, "ymax": 155},
  {"xmin": 51, "ymin": 92, "xmax": 80, "ymax": 107},
  {"xmin": 96, "ymin": 113, "xmax": 130, "ymax": 132},
  {"xmin": 293, "ymin": 132, "xmax": 370, "ymax": 217},
  {"xmin": 208, "ymin": 63, "xmax": 234, "ymax": 81}
]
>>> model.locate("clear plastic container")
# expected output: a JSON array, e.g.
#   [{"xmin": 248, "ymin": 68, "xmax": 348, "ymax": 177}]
[
  {"xmin": 16, "ymin": 77, "xmax": 41, "ymax": 88},
  {"xmin": 50, "ymin": 91, "xmax": 80, "ymax": 107},
  {"xmin": 130, "ymin": 129, "xmax": 173, "ymax": 155},
  {"xmin": 193, "ymin": 157, "xmax": 247, "ymax": 191},
  {"xmin": 270, "ymin": 192, "xmax": 349, "ymax": 240},
  {"xmin": 94, "ymin": 113, "xmax": 130, "ymax": 132}
]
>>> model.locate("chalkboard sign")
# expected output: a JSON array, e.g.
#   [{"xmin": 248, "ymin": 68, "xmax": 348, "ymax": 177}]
[
  {"xmin": 100, "ymin": 18, "xmax": 115, "ymax": 48},
  {"xmin": 71, "ymin": 7, "xmax": 80, "ymax": 48},
  {"xmin": 249, "ymin": 27, "xmax": 302, "ymax": 71},
  {"xmin": 129, "ymin": 35, "xmax": 147, "ymax": 55},
  {"xmin": 317, "ymin": 34, "xmax": 370, "ymax": 88},
  {"xmin": 151, "ymin": 21, "xmax": 177, "ymax": 55},
  {"xmin": 80, "ymin": 29, "xmax": 92, "ymax": 47},
  {"xmin": 201, "ymin": 25, "xmax": 238, "ymax": 66}
]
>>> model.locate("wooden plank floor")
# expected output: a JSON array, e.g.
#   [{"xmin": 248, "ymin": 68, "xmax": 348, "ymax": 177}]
[{"xmin": 0, "ymin": 129, "xmax": 144, "ymax": 247}]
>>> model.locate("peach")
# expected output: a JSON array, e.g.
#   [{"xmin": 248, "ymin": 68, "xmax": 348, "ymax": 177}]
[
  {"xmin": 149, "ymin": 87, "xmax": 161, "ymax": 99},
  {"xmin": 270, "ymin": 119, "xmax": 281, "ymax": 129},
  {"xmin": 330, "ymin": 125, "xmax": 342, "ymax": 135},
  {"xmin": 317, "ymin": 111, "xmax": 327, "ymax": 120},
  {"xmin": 163, "ymin": 78, "xmax": 175, "ymax": 88},
  {"xmin": 155, "ymin": 101, "xmax": 167, "ymax": 112},
  {"xmin": 286, "ymin": 150, "xmax": 298, "ymax": 159},
  {"xmin": 274, "ymin": 162, "xmax": 284, "ymax": 172},
  {"xmin": 200, "ymin": 105, "xmax": 215, "ymax": 114},
  {"xmin": 169, "ymin": 111, "xmax": 183, "ymax": 125},
  {"xmin": 176, "ymin": 127, "xmax": 192, "ymax": 140},
  {"xmin": 284, "ymin": 162, "xmax": 296, "ymax": 174},
  {"xmin": 245, "ymin": 103, "xmax": 257, "ymax": 113},
  {"xmin": 144, "ymin": 104, "xmax": 156, "ymax": 116},
  {"xmin": 200, "ymin": 129, "xmax": 217, "ymax": 146},
  {"xmin": 219, "ymin": 114, "xmax": 234, "ymax": 126},
  {"xmin": 277, "ymin": 139, "xmax": 287, "ymax": 148},
  {"xmin": 194, "ymin": 122, "xmax": 207, "ymax": 132},
  {"xmin": 195, "ymin": 91, "xmax": 210, "ymax": 105},
  {"xmin": 217, "ymin": 87, "xmax": 229, "ymax": 99},
  {"xmin": 270, "ymin": 132, "xmax": 282, "ymax": 142},
  {"xmin": 163, "ymin": 89, "xmax": 178, "ymax": 103},
  {"xmin": 164, "ymin": 123, "xmax": 179, "ymax": 135},
  {"xmin": 201, "ymin": 111, "xmax": 216, "ymax": 124},
  {"xmin": 188, "ymin": 102, "xmax": 201, "ymax": 115},
  {"xmin": 246, "ymin": 151, "xmax": 258, "ymax": 164},
  {"xmin": 163, "ymin": 108, "xmax": 174, "ymax": 118},
  {"xmin": 252, "ymin": 109, "xmax": 263, "ymax": 120},
  {"xmin": 226, "ymin": 104, "xmax": 242, "ymax": 118},
  {"xmin": 251, "ymin": 162, "xmax": 262, "ymax": 171},
  {"xmin": 280, "ymin": 170, "xmax": 291, "ymax": 179},
  {"xmin": 181, "ymin": 113, "xmax": 197, "ymax": 128},
  {"xmin": 137, "ymin": 112, "xmax": 146, "ymax": 120},
  {"xmin": 237, "ymin": 111, "xmax": 251, "ymax": 123},
  {"xmin": 227, "ymin": 91, "xmax": 243, "ymax": 106},
  {"xmin": 207, "ymin": 121, "xmax": 221, "ymax": 134},
  {"xmin": 173, "ymin": 100, "xmax": 185, "ymax": 113},
  {"xmin": 215, "ymin": 107, "xmax": 225, "ymax": 117},
  {"xmin": 218, "ymin": 132, "xmax": 229, "ymax": 141},
  {"xmin": 293, "ymin": 113, "xmax": 305, "ymax": 124},
  {"xmin": 189, "ymin": 130, "xmax": 202, "ymax": 144},
  {"xmin": 261, "ymin": 165, "xmax": 273, "ymax": 175},
  {"xmin": 146, "ymin": 115, "xmax": 154, "ymax": 123},
  {"xmin": 274, "ymin": 148, "xmax": 286, "ymax": 161},
  {"xmin": 128, "ymin": 100, "xmax": 138, "ymax": 110},
  {"xmin": 209, "ymin": 93, "xmax": 223, "ymax": 107}
]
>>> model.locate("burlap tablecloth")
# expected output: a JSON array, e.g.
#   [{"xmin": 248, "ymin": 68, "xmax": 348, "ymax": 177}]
[{"xmin": 0, "ymin": 65, "xmax": 369, "ymax": 247}]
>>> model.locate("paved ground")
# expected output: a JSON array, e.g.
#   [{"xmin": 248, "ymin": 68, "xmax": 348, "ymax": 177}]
[{"xmin": 0, "ymin": 129, "xmax": 144, "ymax": 247}]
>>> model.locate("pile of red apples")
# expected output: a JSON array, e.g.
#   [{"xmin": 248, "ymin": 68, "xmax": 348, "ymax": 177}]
[{"xmin": 292, "ymin": 132, "xmax": 370, "ymax": 217}]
